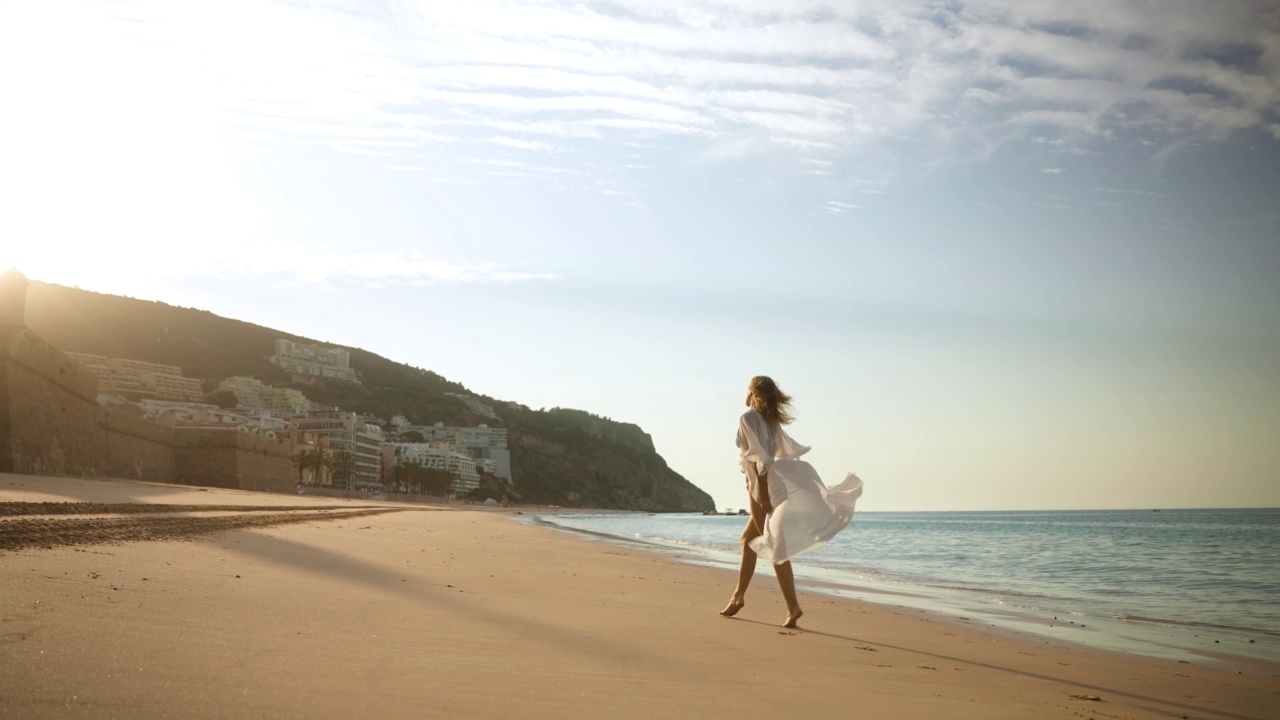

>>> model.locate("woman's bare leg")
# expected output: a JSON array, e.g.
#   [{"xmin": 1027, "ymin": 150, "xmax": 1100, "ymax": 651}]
[
  {"xmin": 774, "ymin": 560, "xmax": 803, "ymax": 627},
  {"xmin": 720, "ymin": 499, "xmax": 765, "ymax": 616}
]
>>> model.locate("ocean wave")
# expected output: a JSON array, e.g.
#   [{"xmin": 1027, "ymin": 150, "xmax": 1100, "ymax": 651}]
[
  {"xmin": 926, "ymin": 584, "xmax": 1057, "ymax": 601},
  {"xmin": 1118, "ymin": 615, "xmax": 1280, "ymax": 637}
]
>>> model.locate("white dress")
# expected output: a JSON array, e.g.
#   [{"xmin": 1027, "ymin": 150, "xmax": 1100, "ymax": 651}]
[{"xmin": 738, "ymin": 408, "xmax": 863, "ymax": 565}]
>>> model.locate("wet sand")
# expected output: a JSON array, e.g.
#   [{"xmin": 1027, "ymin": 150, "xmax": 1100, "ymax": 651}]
[{"xmin": 2, "ymin": 473, "xmax": 1277, "ymax": 719}]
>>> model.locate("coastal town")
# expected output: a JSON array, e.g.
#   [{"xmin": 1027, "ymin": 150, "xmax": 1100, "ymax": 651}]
[{"xmin": 0, "ymin": 268, "xmax": 513, "ymax": 501}]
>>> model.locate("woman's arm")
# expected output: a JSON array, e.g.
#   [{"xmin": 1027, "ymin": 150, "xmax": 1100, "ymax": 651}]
[{"xmin": 757, "ymin": 473, "xmax": 773, "ymax": 515}]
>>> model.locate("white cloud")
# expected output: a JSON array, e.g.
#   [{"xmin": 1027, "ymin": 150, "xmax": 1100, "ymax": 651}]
[
  {"xmin": 770, "ymin": 137, "xmax": 839, "ymax": 150},
  {"xmin": 1041, "ymin": 168, "xmax": 1065, "ymax": 174},
  {"xmin": 823, "ymin": 200, "xmax": 862, "ymax": 213},
  {"xmin": 482, "ymin": 137, "xmax": 557, "ymax": 152},
  {"xmin": 2, "ymin": 0, "xmax": 1277, "ymax": 184},
  {"xmin": 1095, "ymin": 186, "xmax": 1167, "ymax": 197},
  {"xmin": 213, "ymin": 247, "xmax": 557, "ymax": 286}
]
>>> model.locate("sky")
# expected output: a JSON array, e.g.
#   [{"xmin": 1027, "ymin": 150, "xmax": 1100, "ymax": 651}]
[{"xmin": 2, "ymin": 0, "xmax": 1278, "ymax": 511}]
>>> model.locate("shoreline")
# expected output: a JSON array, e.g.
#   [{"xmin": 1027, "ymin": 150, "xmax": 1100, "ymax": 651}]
[
  {"xmin": 534, "ymin": 510, "xmax": 1280, "ymax": 668},
  {"xmin": 3, "ymin": 474, "xmax": 1278, "ymax": 719}
]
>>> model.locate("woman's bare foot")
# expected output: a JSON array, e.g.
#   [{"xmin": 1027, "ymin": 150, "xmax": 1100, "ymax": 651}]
[
  {"xmin": 783, "ymin": 607, "xmax": 803, "ymax": 628},
  {"xmin": 720, "ymin": 595, "xmax": 745, "ymax": 617}
]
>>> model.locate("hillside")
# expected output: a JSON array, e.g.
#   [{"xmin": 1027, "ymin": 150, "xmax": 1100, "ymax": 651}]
[{"xmin": 23, "ymin": 282, "xmax": 714, "ymax": 512}]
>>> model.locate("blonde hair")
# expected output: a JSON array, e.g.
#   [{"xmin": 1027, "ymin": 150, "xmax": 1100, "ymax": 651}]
[{"xmin": 748, "ymin": 375, "xmax": 795, "ymax": 427}]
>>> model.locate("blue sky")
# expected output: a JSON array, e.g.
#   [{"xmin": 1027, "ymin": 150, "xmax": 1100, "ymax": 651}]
[{"xmin": 2, "ymin": 0, "xmax": 1277, "ymax": 510}]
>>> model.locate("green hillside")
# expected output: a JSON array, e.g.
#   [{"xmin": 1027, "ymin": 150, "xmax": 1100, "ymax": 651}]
[{"xmin": 24, "ymin": 282, "xmax": 714, "ymax": 512}]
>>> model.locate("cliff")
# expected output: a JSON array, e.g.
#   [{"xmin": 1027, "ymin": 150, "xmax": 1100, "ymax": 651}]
[
  {"xmin": 502, "ymin": 408, "xmax": 711, "ymax": 511},
  {"xmin": 23, "ymin": 282, "xmax": 714, "ymax": 512}
]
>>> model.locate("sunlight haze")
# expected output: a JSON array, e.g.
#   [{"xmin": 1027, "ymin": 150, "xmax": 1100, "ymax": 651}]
[{"xmin": 2, "ymin": 0, "xmax": 1277, "ymax": 511}]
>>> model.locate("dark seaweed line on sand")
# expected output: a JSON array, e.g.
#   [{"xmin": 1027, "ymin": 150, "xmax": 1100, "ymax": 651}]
[
  {"xmin": 0, "ymin": 502, "xmax": 384, "ymax": 517},
  {"xmin": 0, "ymin": 508, "xmax": 405, "ymax": 551}
]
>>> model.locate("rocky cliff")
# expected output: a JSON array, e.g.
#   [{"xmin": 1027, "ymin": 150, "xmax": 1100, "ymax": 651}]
[{"xmin": 503, "ymin": 408, "xmax": 712, "ymax": 511}]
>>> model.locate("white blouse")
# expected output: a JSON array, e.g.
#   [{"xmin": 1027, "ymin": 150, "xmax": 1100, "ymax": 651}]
[{"xmin": 736, "ymin": 408, "xmax": 810, "ymax": 507}]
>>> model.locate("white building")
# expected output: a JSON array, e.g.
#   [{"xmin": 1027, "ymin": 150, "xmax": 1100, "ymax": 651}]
[
  {"xmin": 138, "ymin": 400, "xmax": 289, "ymax": 434},
  {"xmin": 396, "ymin": 422, "xmax": 512, "ymax": 483},
  {"xmin": 217, "ymin": 376, "xmax": 264, "ymax": 408},
  {"xmin": 383, "ymin": 443, "xmax": 481, "ymax": 495},
  {"xmin": 271, "ymin": 340, "xmax": 358, "ymax": 382},
  {"xmin": 65, "ymin": 352, "xmax": 205, "ymax": 403},
  {"xmin": 217, "ymin": 376, "xmax": 311, "ymax": 416},
  {"xmin": 291, "ymin": 412, "xmax": 383, "ymax": 491}
]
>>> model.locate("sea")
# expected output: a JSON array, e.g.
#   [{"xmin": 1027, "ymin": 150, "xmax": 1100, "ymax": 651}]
[{"xmin": 532, "ymin": 508, "xmax": 1280, "ymax": 665}]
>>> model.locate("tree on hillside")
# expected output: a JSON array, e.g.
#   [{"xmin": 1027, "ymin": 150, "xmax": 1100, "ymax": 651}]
[
  {"xmin": 22, "ymin": 282, "xmax": 716, "ymax": 512},
  {"xmin": 206, "ymin": 389, "xmax": 239, "ymax": 409}
]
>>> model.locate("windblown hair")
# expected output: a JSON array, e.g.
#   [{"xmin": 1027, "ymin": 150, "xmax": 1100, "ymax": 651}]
[{"xmin": 748, "ymin": 375, "xmax": 795, "ymax": 427}]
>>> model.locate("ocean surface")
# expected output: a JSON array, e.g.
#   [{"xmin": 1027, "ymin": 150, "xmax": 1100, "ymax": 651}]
[{"xmin": 534, "ymin": 508, "xmax": 1280, "ymax": 665}]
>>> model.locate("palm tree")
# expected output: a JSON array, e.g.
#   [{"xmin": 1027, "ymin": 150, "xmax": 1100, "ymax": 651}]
[
  {"xmin": 396, "ymin": 460, "xmax": 420, "ymax": 495},
  {"xmin": 311, "ymin": 448, "xmax": 332, "ymax": 487},
  {"xmin": 292, "ymin": 449, "xmax": 313, "ymax": 486},
  {"xmin": 330, "ymin": 450, "xmax": 358, "ymax": 491}
]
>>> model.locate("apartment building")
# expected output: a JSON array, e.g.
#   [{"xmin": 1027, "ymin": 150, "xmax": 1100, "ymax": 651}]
[
  {"xmin": 394, "ymin": 422, "xmax": 513, "ymax": 483},
  {"xmin": 217, "ymin": 376, "xmax": 264, "ymax": 408},
  {"xmin": 64, "ymin": 352, "xmax": 204, "ymax": 403},
  {"xmin": 382, "ymin": 443, "xmax": 481, "ymax": 495},
  {"xmin": 290, "ymin": 412, "xmax": 382, "ymax": 491},
  {"xmin": 217, "ymin": 376, "xmax": 310, "ymax": 415},
  {"xmin": 139, "ymin": 400, "xmax": 290, "ymax": 434},
  {"xmin": 270, "ymin": 340, "xmax": 358, "ymax": 382}
]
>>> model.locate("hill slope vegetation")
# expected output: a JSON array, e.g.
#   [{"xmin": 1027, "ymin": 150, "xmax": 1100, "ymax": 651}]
[{"xmin": 24, "ymin": 282, "xmax": 714, "ymax": 512}]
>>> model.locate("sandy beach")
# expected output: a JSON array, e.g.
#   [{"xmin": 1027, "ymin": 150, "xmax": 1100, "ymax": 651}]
[{"xmin": 1, "ymin": 474, "xmax": 1276, "ymax": 719}]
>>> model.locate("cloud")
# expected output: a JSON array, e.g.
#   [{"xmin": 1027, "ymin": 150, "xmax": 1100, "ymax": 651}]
[
  {"xmin": 215, "ymin": 248, "xmax": 557, "ymax": 287},
  {"xmin": 1095, "ymin": 186, "xmax": 1167, "ymax": 197},
  {"xmin": 4, "ymin": 0, "xmax": 1278, "ymax": 178},
  {"xmin": 482, "ymin": 137, "xmax": 557, "ymax": 152},
  {"xmin": 823, "ymin": 200, "xmax": 862, "ymax": 213},
  {"xmin": 1041, "ymin": 168, "xmax": 1066, "ymax": 174}
]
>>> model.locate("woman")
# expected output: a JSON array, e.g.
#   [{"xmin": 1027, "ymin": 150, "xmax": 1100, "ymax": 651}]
[{"xmin": 719, "ymin": 376, "xmax": 863, "ymax": 627}]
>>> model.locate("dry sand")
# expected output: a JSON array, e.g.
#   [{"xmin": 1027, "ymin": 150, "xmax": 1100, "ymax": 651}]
[{"xmin": 2, "ymin": 473, "xmax": 1277, "ymax": 719}]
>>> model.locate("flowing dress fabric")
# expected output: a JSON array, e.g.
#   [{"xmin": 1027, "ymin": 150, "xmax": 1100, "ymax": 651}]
[{"xmin": 738, "ymin": 409, "xmax": 863, "ymax": 565}]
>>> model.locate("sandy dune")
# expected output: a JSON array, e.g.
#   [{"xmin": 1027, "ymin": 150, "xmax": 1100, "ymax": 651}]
[{"xmin": 1, "ymin": 474, "xmax": 1276, "ymax": 719}]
